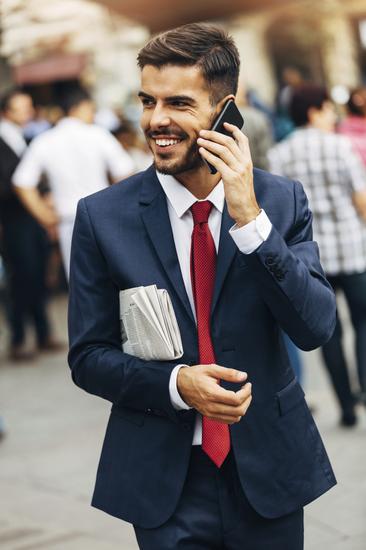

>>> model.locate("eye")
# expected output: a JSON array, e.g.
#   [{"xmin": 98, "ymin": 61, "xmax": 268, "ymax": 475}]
[
  {"xmin": 140, "ymin": 98, "xmax": 154, "ymax": 107},
  {"xmin": 171, "ymin": 100, "xmax": 188, "ymax": 107}
]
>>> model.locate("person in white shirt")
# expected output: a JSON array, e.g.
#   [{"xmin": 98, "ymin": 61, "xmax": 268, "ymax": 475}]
[{"xmin": 13, "ymin": 87, "xmax": 134, "ymax": 276}]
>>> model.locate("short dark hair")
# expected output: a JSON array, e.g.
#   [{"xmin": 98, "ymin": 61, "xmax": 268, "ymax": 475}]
[
  {"xmin": 0, "ymin": 88, "xmax": 28, "ymax": 113},
  {"xmin": 290, "ymin": 84, "xmax": 329, "ymax": 127},
  {"xmin": 137, "ymin": 23, "xmax": 240, "ymax": 105},
  {"xmin": 347, "ymin": 88, "xmax": 365, "ymax": 116},
  {"xmin": 59, "ymin": 86, "xmax": 91, "ymax": 115}
]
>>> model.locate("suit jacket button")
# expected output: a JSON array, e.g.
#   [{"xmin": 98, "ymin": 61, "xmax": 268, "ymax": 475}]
[
  {"xmin": 265, "ymin": 256, "xmax": 275, "ymax": 266},
  {"xmin": 182, "ymin": 423, "xmax": 191, "ymax": 431}
]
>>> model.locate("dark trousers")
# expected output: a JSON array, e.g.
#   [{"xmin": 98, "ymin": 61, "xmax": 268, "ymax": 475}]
[
  {"xmin": 134, "ymin": 448, "xmax": 304, "ymax": 550},
  {"xmin": 321, "ymin": 271, "xmax": 366, "ymax": 413},
  {"xmin": 1, "ymin": 214, "xmax": 50, "ymax": 347}
]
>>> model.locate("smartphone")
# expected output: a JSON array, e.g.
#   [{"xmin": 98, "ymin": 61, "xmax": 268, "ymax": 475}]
[{"xmin": 203, "ymin": 99, "xmax": 244, "ymax": 175}]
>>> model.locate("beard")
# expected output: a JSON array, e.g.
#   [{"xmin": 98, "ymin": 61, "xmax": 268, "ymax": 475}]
[
  {"xmin": 153, "ymin": 138, "xmax": 203, "ymax": 175},
  {"xmin": 145, "ymin": 112, "xmax": 215, "ymax": 176}
]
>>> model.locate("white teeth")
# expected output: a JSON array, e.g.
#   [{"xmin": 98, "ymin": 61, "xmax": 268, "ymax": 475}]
[{"xmin": 155, "ymin": 139, "xmax": 180, "ymax": 146}]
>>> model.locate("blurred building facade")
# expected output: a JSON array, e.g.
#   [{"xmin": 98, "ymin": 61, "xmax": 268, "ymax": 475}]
[
  {"xmin": 227, "ymin": 0, "xmax": 366, "ymax": 104},
  {"xmin": 1, "ymin": 0, "xmax": 366, "ymax": 108},
  {"xmin": 97, "ymin": 0, "xmax": 366, "ymax": 105},
  {"xmin": 0, "ymin": 0, "xmax": 148, "ymax": 108}
]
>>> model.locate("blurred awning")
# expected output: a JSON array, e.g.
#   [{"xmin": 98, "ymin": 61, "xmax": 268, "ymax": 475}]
[
  {"xmin": 13, "ymin": 53, "xmax": 87, "ymax": 84},
  {"xmin": 95, "ymin": 0, "xmax": 290, "ymax": 32}
]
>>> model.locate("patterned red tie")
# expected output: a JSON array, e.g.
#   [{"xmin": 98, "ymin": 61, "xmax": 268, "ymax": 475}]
[{"xmin": 190, "ymin": 200, "xmax": 230, "ymax": 468}]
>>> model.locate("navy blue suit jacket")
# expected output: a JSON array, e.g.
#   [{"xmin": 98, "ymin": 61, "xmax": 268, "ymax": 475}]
[{"xmin": 68, "ymin": 166, "xmax": 337, "ymax": 528}]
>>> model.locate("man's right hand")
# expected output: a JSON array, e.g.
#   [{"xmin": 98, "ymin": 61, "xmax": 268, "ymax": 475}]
[
  {"xmin": 177, "ymin": 364, "xmax": 252, "ymax": 424},
  {"xmin": 14, "ymin": 186, "xmax": 59, "ymax": 229}
]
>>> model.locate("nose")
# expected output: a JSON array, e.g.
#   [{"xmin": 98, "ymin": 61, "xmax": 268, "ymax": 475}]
[{"xmin": 149, "ymin": 103, "xmax": 171, "ymax": 131}]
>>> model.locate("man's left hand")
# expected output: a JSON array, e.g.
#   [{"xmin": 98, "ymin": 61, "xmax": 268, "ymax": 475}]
[{"xmin": 198, "ymin": 122, "xmax": 260, "ymax": 227}]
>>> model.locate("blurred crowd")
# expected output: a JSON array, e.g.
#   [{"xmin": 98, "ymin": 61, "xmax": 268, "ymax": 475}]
[{"xmin": 1, "ymin": 64, "xmax": 366, "ymax": 440}]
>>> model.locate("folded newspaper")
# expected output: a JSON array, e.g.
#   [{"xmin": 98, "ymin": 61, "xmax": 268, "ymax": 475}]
[{"xmin": 119, "ymin": 285, "xmax": 183, "ymax": 361}]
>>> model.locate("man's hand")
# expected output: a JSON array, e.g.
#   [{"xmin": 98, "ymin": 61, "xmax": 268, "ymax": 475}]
[
  {"xmin": 353, "ymin": 189, "xmax": 366, "ymax": 222},
  {"xmin": 177, "ymin": 364, "xmax": 252, "ymax": 424},
  {"xmin": 197, "ymin": 122, "xmax": 260, "ymax": 227},
  {"xmin": 14, "ymin": 186, "xmax": 59, "ymax": 229}
]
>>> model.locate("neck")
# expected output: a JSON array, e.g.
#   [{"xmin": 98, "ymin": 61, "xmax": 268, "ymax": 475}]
[
  {"xmin": 306, "ymin": 121, "xmax": 332, "ymax": 133},
  {"xmin": 2, "ymin": 117, "xmax": 21, "ymax": 130},
  {"xmin": 175, "ymin": 163, "xmax": 221, "ymax": 199}
]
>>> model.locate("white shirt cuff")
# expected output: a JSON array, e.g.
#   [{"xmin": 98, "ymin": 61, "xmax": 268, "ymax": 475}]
[
  {"xmin": 229, "ymin": 209, "xmax": 272, "ymax": 254},
  {"xmin": 169, "ymin": 364, "xmax": 192, "ymax": 410}
]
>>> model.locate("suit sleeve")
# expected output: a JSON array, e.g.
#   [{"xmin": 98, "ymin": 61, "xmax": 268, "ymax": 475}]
[
  {"xmin": 245, "ymin": 180, "xmax": 336, "ymax": 351},
  {"xmin": 68, "ymin": 198, "xmax": 179, "ymax": 420}
]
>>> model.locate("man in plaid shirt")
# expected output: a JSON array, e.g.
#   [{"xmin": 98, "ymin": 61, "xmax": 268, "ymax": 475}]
[{"xmin": 268, "ymin": 84, "xmax": 366, "ymax": 427}]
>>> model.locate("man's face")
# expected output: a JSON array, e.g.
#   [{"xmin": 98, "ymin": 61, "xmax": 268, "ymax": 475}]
[
  {"xmin": 5, "ymin": 94, "xmax": 34, "ymax": 127},
  {"xmin": 75, "ymin": 100, "xmax": 96, "ymax": 124},
  {"xmin": 318, "ymin": 100, "xmax": 337, "ymax": 132},
  {"xmin": 139, "ymin": 64, "xmax": 217, "ymax": 175}
]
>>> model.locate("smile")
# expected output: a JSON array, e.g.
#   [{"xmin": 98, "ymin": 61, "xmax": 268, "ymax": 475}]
[{"xmin": 154, "ymin": 138, "xmax": 182, "ymax": 147}]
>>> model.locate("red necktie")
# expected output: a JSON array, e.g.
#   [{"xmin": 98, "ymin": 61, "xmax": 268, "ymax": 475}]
[{"xmin": 190, "ymin": 200, "xmax": 230, "ymax": 468}]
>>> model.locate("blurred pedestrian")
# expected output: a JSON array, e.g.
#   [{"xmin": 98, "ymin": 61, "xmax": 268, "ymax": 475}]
[
  {"xmin": 338, "ymin": 87, "xmax": 366, "ymax": 165},
  {"xmin": 277, "ymin": 67, "xmax": 305, "ymax": 115},
  {"xmin": 113, "ymin": 119, "xmax": 152, "ymax": 172},
  {"xmin": 0, "ymin": 415, "xmax": 5, "ymax": 441},
  {"xmin": 236, "ymin": 84, "xmax": 273, "ymax": 170},
  {"xmin": 13, "ymin": 86, "xmax": 134, "ymax": 277},
  {"xmin": 268, "ymin": 84, "xmax": 366, "ymax": 426},
  {"xmin": 23, "ymin": 105, "xmax": 52, "ymax": 141},
  {"xmin": 0, "ymin": 89, "xmax": 61, "ymax": 361},
  {"xmin": 274, "ymin": 66, "xmax": 306, "ymax": 142}
]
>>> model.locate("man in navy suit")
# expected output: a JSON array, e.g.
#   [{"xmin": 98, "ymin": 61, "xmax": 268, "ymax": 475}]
[{"xmin": 68, "ymin": 23, "xmax": 337, "ymax": 550}]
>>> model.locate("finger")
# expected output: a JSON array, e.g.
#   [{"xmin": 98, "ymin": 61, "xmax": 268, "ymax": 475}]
[
  {"xmin": 199, "ymin": 129, "xmax": 243, "ymax": 162},
  {"xmin": 207, "ymin": 395, "xmax": 253, "ymax": 423},
  {"xmin": 204, "ymin": 395, "xmax": 250, "ymax": 417},
  {"xmin": 205, "ymin": 384, "xmax": 245, "ymax": 407},
  {"xmin": 223, "ymin": 122, "xmax": 251, "ymax": 155},
  {"xmin": 241, "ymin": 394, "xmax": 252, "ymax": 415},
  {"xmin": 206, "ymin": 365, "xmax": 247, "ymax": 384},
  {"xmin": 197, "ymin": 137, "xmax": 241, "ymax": 170},
  {"xmin": 204, "ymin": 406, "xmax": 252, "ymax": 424},
  {"xmin": 235, "ymin": 382, "xmax": 252, "ymax": 404},
  {"xmin": 199, "ymin": 147, "xmax": 232, "ymax": 177}
]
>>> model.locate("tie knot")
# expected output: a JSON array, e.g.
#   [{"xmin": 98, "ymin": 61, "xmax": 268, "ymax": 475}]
[{"xmin": 191, "ymin": 200, "xmax": 213, "ymax": 226}]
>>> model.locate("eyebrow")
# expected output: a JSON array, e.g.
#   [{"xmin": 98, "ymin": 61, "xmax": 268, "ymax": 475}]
[{"xmin": 138, "ymin": 91, "xmax": 197, "ymax": 106}]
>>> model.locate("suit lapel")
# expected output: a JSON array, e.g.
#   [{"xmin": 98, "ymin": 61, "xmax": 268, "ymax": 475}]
[
  {"xmin": 211, "ymin": 203, "xmax": 237, "ymax": 315},
  {"xmin": 140, "ymin": 168, "xmax": 195, "ymax": 324}
]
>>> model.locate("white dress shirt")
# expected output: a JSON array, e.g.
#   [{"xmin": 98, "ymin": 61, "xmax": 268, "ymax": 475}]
[
  {"xmin": 13, "ymin": 117, "xmax": 134, "ymax": 221},
  {"xmin": 156, "ymin": 171, "xmax": 272, "ymax": 444},
  {"xmin": 0, "ymin": 119, "xmax": 27, "ymax": 157}
]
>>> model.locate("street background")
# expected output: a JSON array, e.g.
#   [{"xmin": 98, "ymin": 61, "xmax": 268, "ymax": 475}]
[{"xmin": 1, "ymin": 1, "xmax": 366, "ymax": 549}]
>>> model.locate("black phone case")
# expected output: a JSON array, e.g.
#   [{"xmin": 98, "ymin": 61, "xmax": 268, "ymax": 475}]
[{"xmin": 204, "ymin": 100, "xmax": 244, "ymax": 175}]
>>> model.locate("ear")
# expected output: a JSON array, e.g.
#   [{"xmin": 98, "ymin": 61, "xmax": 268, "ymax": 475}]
[
  {"xmin": 216, "ymin": 94, "xmax": 236, "ymax": 111},
  {"xmin": 307, "ymin": 106, "xmax": 318, "ymax": 124},
  {"xmin": 353, "ymin": 93, "xmax": 365, "ymax": 107}
]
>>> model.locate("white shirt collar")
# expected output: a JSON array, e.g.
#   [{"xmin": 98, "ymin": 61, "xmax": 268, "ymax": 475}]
[
  {"xmin": 0, "ymin": 118, "xmax": 27, "ymax": 156},
  {"xmin": 56, "ymin": 116, "xmax": 85, "ymax": 128},
  {"xmin": 156, "ymin": 171, "xmax": 225, "ymax": 218}
]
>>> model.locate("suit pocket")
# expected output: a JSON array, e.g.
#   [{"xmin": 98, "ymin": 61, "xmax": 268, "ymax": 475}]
[
  {"xmin": 110, "ymin": 405, "xmax": 145, "ymax": 426},
  {"xmin": 276, "ymin": 378, "xmax": 305, "ymax": 416}
]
